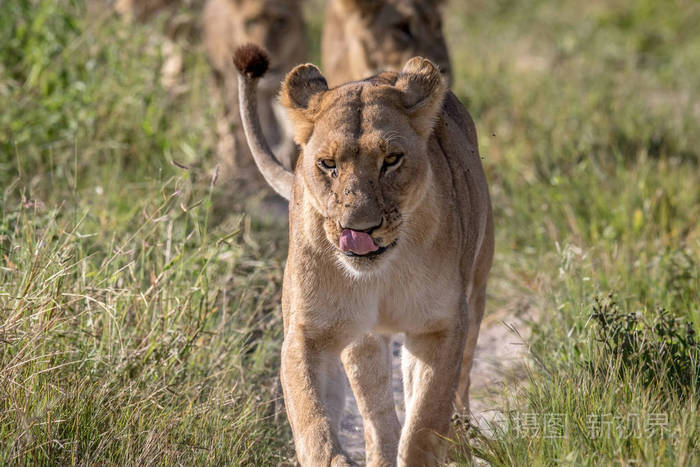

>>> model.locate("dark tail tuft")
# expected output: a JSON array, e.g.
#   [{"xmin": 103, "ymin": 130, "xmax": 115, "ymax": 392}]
[{"xmin": 233, "ymin": 43, "xmax": 270, "ymax": 79}]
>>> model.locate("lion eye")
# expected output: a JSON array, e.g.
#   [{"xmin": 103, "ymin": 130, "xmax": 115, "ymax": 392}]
[
  {"xmin": 383, "ymin": 153, "xmax": 403, "ymax": 167},
  {"xmin": 319, "ymin": 159, "xmax": 337, "ymax": 169}
]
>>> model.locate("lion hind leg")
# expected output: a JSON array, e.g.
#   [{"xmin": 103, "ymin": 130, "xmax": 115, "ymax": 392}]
[{"xmin": 455, "ymin": 285, "xmax": 487, "ymax": 414}]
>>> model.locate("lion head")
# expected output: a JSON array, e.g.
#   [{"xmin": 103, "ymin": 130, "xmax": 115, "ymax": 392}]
[
  {"xmin": 322, "ymin": 0, "xmax": 451, "ymax": 87},
  {"xmin": 281, "ymin": 58, "xmax": 447, "ymax": 274}
]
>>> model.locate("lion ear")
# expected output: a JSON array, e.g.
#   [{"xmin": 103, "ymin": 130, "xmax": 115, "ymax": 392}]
[
  {"xmin": 394, "ymin": 57, "xmax": 447, "ymax": 138},
  {"xmin": 280, "ymin": 64, "xmax": 329, "ymax": 145}
]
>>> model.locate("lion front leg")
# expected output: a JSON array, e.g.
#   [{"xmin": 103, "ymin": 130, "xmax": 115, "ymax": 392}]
[
  {"xmin": 281, "ymin": 327, "xmax": 354, "ymax": 467},
  {"xmin": 399, "ymin": 313, "xmax": 467, "ymax": 466},
  {"xmin": 342, "ymin": 333, "xmax": 400, "ymax": 467}
]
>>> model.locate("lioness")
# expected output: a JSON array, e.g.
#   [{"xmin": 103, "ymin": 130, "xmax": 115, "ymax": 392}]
[
  {"xmin": 322, "ymin": 0, "xmax": 452, "ymax": 87},
  {"xmin": 203, "ymin": 0, "xmax": 307, "ymax": 189},
  {"xmin": 234, "ymin": 44, "xmax": 493, "ymax": 465}
]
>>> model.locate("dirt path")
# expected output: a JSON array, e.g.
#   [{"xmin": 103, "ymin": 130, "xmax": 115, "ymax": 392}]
[{"xmin": 338, "ymin": 304, "xmax": 532, "ymax": 463}]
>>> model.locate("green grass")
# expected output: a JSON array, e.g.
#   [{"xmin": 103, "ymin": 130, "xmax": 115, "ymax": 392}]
[{"xmin": 1, "ymin": 0, "xmax": 699, "ymax": 465}]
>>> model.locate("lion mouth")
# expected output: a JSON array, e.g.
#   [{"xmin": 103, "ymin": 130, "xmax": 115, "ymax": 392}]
[
  {"xmin": 337, "ymin": 228, "xmax": 397, "ymax": 259},
  {"xmin": 343, "ymin": 242, "xmax": 396, "ymax": 258}
]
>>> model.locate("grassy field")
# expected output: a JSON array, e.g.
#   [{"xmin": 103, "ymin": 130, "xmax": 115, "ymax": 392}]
[{"xmin": 1, "ymin": 0, "xmax": 699, "ymax": 465}]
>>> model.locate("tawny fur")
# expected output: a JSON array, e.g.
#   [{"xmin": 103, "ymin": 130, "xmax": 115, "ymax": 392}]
[
  {"xmin": 236, "ymin": 45, "xmax": 493, "ymax": 466},
  {"xmin": 322, "ymin": 0, "xmax": 452, "ymax": 87}
]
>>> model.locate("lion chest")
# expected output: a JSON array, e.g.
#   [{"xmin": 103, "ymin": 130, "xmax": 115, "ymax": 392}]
[{"xmin": 374, "ymin": 257, "xmax": 464, "ymax": 334}]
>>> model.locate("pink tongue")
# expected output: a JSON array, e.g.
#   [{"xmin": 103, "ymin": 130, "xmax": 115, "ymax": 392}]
[{"xmin": 339, "ymin": 229, "xmax": 379, "ymax": 255}]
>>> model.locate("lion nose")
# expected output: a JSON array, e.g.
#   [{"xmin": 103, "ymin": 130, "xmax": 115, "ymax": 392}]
[{"xmin": 340, "ymin": 217, "xmax": 384, "ymax": 234}]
